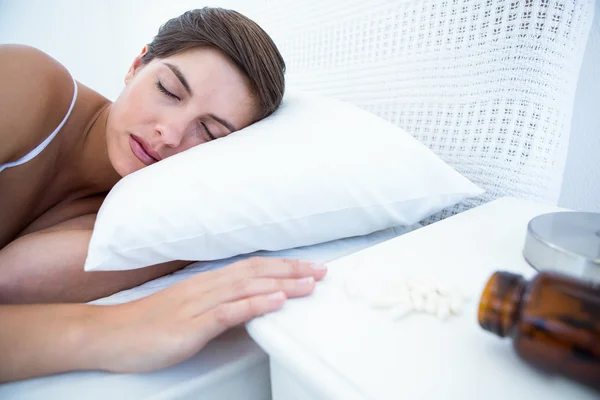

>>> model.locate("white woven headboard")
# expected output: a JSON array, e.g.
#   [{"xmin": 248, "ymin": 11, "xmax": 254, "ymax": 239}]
[{"xmin": 221, "ymin": 0, "xmax": 594, "ymax": 222}]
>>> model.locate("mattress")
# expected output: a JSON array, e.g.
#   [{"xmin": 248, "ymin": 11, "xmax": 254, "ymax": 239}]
[{"xmin": 0, "ymin": 225, "xmax": 418, "ymax": 400}]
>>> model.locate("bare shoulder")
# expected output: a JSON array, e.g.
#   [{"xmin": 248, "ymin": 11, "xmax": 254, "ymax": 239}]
[{"xmin": 0, "ymin": 44, "xmax": 76, "ymax": 165}]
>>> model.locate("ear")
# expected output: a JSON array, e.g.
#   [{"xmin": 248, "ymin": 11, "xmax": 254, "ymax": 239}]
[{"xmin": 125, "ymin": 45, "xmax": 149, "ymax": 85}]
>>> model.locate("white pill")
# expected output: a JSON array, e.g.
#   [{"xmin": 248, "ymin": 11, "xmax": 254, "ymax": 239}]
[
  {"xmin": 389, "ymin": 303, "xmax": 413, "ymax": 320},
  {"xmin": 436, "ymin": 298, "xmax": 451, "ymax": 321},
  {"xmin": 461, "ymin": 291, "xmax": 474, "ymax": 302},
  {"xmin": 360, "ymin": 282, "xmax": 386, "ymax": 302},
  {"xmin": 434, "ymin": 282, "xmax": 453, "ymax": 296},
  {"xmin": 421, "ymin": 281, "xmax": 437, "ymax": 294},
  {"xmin": 450, "ymin": 295, "xmax": 463, "ymax": 315},
  {"xmin": 425, "ymin": 292, "xmax": 440, "ymax": 315},
  {"xmin": 410, "ymin": 289, "xmax": 425, "ymax": 312},
  {"xmin": 368, "ymin": 286, "xmax": 411, "ymax": 308}
]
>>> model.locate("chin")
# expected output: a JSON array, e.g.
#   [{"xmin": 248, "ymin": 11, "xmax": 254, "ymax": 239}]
[
  {"xmin": 119, "ymin": 162, "xmax": 145, "ymax": 178},
  {"xmin": 108, "ymin": 151, "xmax": 143, "ymax": 178},
  {"xmin": 106, "ymin": 142, "xmax": 141, "ymax": 179}
]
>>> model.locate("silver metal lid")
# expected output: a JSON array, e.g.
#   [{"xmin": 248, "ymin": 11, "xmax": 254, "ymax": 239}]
[{"xmin": 523, "ymin": 211, "xmax": 600, "ymax": 281}]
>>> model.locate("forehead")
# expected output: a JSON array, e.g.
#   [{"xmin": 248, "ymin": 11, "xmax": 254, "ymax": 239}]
[{"xmin": 155, "ymin": 47, "xmax": 258, "ymax": 126}]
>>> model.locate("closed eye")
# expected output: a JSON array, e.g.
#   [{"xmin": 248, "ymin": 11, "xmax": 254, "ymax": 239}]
[
  {"xmin": 156, "ymin": 81, "xmax": 180, "ymax": 101},
  {"xmin": 201, "ymin": 122, "xmax": 216, "ymax": 141}
]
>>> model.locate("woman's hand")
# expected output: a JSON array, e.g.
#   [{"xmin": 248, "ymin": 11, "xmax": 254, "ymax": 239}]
[{"xmin": 93, "ymin": 256, "xmax": 327, "ymax": 373}]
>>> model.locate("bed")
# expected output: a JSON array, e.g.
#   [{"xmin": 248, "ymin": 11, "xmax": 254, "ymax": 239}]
[
  {"xmin": 0, "ymin": 226, "xmax": 416, "ymax": 399},
  {"xmin": 0, "ymin": 0, "xmax": 594, "ymax": 398}
]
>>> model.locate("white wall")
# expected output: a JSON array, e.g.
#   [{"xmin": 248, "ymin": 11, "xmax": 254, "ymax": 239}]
[
  {"xmin": 0, "ymin": 0, "xmax": 204, "ymax": 101},
  {"xmin": 559, "ymin": 1, "xmax": 600, "ymax": 212},
  {"xmin": 0, "ymin": 0, "xmax": 598, "ymax": 212}
]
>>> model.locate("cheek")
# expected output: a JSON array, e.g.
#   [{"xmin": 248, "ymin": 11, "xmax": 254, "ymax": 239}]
[{"xmin": 115, "ymin": 85, "xmax": 158, "ymax": 127}]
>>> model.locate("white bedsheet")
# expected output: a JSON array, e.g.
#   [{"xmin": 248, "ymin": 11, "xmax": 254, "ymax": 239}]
[
  {"xmin": 0, "ymin": 224, "xmax": 418, "ymax": 400},
  {"xmin": 89, "ymin": 225, "xmax": 418, "ymax": 306}
]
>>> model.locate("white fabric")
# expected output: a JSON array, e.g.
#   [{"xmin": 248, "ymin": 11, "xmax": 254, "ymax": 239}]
[
  {"xmin": 0, "ymin": 76, "xmax": 78, "ymax": 173},
  {"xmin": 85, "ymin": 91, "xmax": 480, "ymax": 272},
  {"xmin": 0, "ymin": 224, "xmax": 415, "ymax": 400},
  {"xmin": 221, "ymin": 0, "xmax": 594, "ymax": 222},
  {"xmin": 90, "ymin": 224, "xmax": 418, "ymax": 305}
]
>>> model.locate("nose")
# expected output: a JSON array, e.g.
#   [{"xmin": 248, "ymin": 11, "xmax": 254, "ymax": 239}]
[{"xmin": 155, "ymin": 120, "xmax": 187, "ymax": 148}]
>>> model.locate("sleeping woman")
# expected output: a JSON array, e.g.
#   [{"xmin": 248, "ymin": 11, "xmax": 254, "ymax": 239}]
[{"xmin": 0, "ymin": 7, "xmax": 327, "ymax": 382}]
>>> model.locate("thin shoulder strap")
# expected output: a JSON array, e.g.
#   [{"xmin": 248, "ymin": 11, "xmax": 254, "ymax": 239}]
[{"xmin": 0, "ymin": 74, "xmax": 79, "ymax": 173}]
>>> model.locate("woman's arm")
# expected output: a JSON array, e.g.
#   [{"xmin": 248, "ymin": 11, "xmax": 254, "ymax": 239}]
[
  {"xmin": 0, "ymin": 257, "xmax": 327, "ymax": 383},
  {"xmin": 0, "ymin": 303, "xmax": 113, "ymax": 382},
  {"xmin": 0, "ymin": 227, "xmax": 189, "ymax": 304}
]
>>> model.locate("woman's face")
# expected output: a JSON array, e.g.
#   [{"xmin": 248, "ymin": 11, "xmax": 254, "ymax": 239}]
[{"xmin": 106, "ymin": 46, "xmax": 257, "ymax": 177}]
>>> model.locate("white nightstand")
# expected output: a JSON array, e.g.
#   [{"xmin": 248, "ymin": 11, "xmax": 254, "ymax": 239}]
[{"xmin": 246, "ymin": 197, "xmax": 599, "ymax": 399}]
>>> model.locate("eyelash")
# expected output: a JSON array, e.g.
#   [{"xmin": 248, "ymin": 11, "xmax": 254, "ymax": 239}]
[
  {"xmin": 201, "ymin": 122, "xmax": 216, "ymax": 141},
  {"xmin": 156, "ymin": 81, "xmax": 180, "ymax": 101},
  {"xmin": 156, "ymin": 81, "xmax": 216, "ymax": 141}
]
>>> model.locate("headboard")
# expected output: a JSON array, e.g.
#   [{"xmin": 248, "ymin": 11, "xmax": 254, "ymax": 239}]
[{"xmin": 221, "ymin": 0, "xmax": 594, "ymax": 222}]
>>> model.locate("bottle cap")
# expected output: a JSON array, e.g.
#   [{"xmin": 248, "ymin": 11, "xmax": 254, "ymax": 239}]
[{"xmin": 523, "ymin": 211, "xmax": 600, "ymax": 282}]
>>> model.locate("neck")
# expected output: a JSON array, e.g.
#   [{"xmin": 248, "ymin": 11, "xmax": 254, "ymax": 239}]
[{"xmin": 61, "ymin": 102, "xmax": 122, "ymax": 198}]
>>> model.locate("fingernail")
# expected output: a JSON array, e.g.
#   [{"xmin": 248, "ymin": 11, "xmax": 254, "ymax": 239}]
[
  {"xmin": 309, "ymin": 262, "xmax": 327, "ymax": 270},
  {"xmin": 297, "ymin": 276, "xmax": 315, "ymax": 285},
  {"xmin": 268, "ymin": 291, "xmax": 285, "ymax": 301}
]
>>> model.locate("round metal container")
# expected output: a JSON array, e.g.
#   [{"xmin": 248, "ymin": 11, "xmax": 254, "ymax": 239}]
[{"xmin": 523, "ymin": 211, "xmax": 600, "ymax": 281}]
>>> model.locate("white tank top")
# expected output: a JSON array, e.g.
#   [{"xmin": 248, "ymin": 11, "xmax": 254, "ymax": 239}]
[{"xmin": 0, "ymin": 76, "xmax": 78, "ymax": 173}]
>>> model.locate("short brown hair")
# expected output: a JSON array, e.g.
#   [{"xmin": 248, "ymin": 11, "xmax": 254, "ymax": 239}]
[{"xmin": 141, "ymin": 7, "xmax": 286, "ymax": 121}]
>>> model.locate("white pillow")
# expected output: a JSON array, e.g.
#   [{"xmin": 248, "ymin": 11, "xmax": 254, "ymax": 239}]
[{"xmin": 85, "ymin": 91, "xmax": 483, "ymax": 271}]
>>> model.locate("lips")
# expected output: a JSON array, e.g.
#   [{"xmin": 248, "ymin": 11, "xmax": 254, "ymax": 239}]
[{"xmin": 129, "ymin": 135, "xmax": 161, "ymax": 166}]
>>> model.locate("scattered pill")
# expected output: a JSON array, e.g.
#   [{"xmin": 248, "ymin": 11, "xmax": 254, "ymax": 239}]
[
  {"xmin": 434, "ymin": 282, "xmax": 453, "ymax": 296},
  {"xmin": 425, "ymin": 292, "xmax": 440, "ymax": 315},
  {"xmin": 410, "ymin": 289, "xmax": 426, "ymax": 312},
  {"xmin": 450, "ymin": 295, "xmax": 463, "ymax": 315},
  {"xmin": 436, "ymin": 298, "xmax": 451, "ymax": 321},
  {"xmin": 343, "ymin": 270, "xmax": 472, "ymax": 322},
  {"xmin": 389, "ymin": 302, "xmax": 413, "ymax": 320}
]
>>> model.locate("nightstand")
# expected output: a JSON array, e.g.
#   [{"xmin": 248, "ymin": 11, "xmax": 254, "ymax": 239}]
[{"xmin": 246, "ymin": 197, "xmax": 599, "ymax": 399}]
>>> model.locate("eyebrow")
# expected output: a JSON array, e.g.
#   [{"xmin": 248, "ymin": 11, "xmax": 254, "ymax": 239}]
[
  {"xmin": 164, "ymin": 62, "xmax": 192, "ymax": 96},
  {"xmin": 164, "ymin": 62, "xmax": 237, "ymax": 134}
]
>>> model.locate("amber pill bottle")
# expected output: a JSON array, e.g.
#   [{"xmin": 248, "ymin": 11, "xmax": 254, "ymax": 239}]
[{"xmin": 478, "ymin": 270, "xmax": 600, "ymax": 391}]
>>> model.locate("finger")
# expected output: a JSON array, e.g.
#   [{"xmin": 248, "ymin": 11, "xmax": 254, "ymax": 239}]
[
  {"xmin": 194, "ymin": 276, "xmax": 316, "ymax": 314},
  {"xmin": 231, "ymin": 257, "xmax": 327, "ymax": 280},
  {"xmin": 173, "ymin": 257, "xmax": 326, "ymax": 299},
  {"xmin": 195, "ymin": 291, "xmax": 287, "ymax": 347},
  {"xmin": 217, "ymin": 258, "xmax": 326, "ymax": 296}
]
